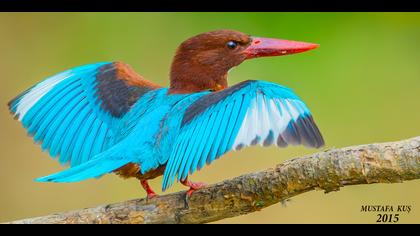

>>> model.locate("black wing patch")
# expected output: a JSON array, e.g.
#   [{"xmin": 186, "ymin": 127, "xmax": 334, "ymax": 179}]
[
  {"xmin": 95, "ymin": 63, "xmax": 154, "ymax": 117},
  {"xmin": 181, "ymin": 80, "xmax": 255, "ymax": 127}
]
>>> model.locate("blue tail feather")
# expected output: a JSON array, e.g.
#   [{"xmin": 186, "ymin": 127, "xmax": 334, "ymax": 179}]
[{"xmin": 35, "ymin": 152, "xmax": 133, "ymax": 183}]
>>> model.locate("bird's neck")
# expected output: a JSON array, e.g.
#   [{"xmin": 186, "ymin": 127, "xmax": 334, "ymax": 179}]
[{"xmin": 168, "ymin": 61, "xmax": 228, "ymax": 94}]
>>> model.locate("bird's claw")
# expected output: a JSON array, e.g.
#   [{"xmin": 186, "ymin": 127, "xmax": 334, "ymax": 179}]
[
  {"xmin": 147, "ymin": 192, "xmax": 158, "ymax": 199},
  {"xmin": 183, "ymin": 182, "xmax": 206, "ymax": 208},
  {"xmin": 185, "ymin": 182, "xmax": 207, "ymax": 197},
  {"xmin": 181, "ymin": 179, "xmax": 207, "ymax": 197},
  {"xmin": 140, "ymin": 179, "xmax": 158, "ymax": 201}
]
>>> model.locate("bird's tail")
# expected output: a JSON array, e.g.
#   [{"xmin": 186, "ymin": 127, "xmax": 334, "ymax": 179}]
[{"xmin": 35, "ymin": 151, "xmax": 133, "ymax": 183}]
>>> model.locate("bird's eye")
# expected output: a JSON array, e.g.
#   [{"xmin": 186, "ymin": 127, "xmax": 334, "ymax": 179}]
[{"xmin": 226, "ymin": 41, "xmax": 238, "ymax": 50}]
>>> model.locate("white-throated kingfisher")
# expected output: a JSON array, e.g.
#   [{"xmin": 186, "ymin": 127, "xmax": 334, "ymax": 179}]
[{"xmin": 8, "ymin": 30, "xmax": 324, "ymax": 198}]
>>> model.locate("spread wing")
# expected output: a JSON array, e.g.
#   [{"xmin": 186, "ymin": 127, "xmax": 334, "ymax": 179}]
[
  {"xmin": 8, "ymin": 61, "xmax": 160, "ymax": 167},
  {"xmin": 162, "ymin": 80, "xmax": 324, "ymax": 190}
]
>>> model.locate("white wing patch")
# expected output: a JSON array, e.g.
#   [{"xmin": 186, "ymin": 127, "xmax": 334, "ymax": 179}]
[
  {"xmin": 232, "ymin": 92, "xmax": 307, "ymax": 150},
  {"xmin": 12, "ymin": 64, "xmax": 103, "ymax": 122},
  {"xmin": 14, "ymin": 71, "xmax": 72, "ymax": 121}
]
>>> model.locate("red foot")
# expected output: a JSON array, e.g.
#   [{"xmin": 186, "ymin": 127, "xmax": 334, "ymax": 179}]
[
  {"xmin": 141, "ymin": 180, "xmax": 158, "ymax": 199},
  {"xmin": 147, "ymin": 192, "xmax": 158, "ymax": 199},
  {"xmin": 181, "ymin": 179, "xmax": 207, "ymax": 197}
]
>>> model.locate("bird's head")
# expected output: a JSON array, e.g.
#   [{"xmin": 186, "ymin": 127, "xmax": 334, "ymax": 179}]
[{"xmin": 169, "ymin": 29, "xmax": 318, "ymax": 93}]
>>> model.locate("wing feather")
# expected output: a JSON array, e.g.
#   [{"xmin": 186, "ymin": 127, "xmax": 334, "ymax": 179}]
[
  {"xmin": 50, "ymin": 96, "xmax": 86, "ymax": 157},
  {"xmin": 189, "ymin": 106, "xmax": 217, "ymax": 175},
  {"xmin": 8, "ymin": 61, "xmax": 160, "ymax": 168},
  {"xmin": 162, "ymin": 80, "xmax": 324, "ymax": 190}
]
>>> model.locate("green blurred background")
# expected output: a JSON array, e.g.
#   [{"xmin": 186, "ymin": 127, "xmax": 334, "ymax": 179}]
[{"xmin": 0, "ymin": 13, "xmax": 419, "ymax": 223}]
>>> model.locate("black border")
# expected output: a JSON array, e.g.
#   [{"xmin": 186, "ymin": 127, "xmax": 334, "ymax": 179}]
[{"xmin": 1, "ymin": 0, "xmax": 420, "ymax": 12}]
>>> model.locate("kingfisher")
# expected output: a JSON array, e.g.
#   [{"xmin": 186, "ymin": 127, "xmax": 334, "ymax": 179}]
[{"xmin": 8, "ymin": 30, "xmax": 324, "ymax": 198}]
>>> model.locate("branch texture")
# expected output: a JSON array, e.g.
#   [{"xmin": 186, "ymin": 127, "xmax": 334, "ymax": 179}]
[{"xmin": 6, "ymin": 136, "xmax": 420, "ymax": 224}]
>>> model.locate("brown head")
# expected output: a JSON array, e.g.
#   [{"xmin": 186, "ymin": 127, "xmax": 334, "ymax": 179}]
[{"xmin": 168, "ymin": 29, "xmax": 319, "ymax": 94}]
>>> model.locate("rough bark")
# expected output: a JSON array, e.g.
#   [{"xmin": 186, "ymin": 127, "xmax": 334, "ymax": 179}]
[{"xmin": 5, "ymin": 136, "xmax": 420, "ymax": 224}]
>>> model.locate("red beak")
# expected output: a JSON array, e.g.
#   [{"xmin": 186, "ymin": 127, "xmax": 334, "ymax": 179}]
[{"xmin": 243, "ymin": 37, "xmax": 319, "ymax": 59}]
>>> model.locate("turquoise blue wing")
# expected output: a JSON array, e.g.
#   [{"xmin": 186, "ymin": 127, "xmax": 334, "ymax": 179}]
[
  {"xmin": 8, "ymin": 61, "xmax": 159, "ymax": 167},
  {"xmin": 162, "ymin": 80, "xmax": 324, "ymax": 190}
]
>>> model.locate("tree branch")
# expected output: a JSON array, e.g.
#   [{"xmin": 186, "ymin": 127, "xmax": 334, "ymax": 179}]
[{"xmin": 5, "ymin": 136, "xmax": 420, "ymax": 224}]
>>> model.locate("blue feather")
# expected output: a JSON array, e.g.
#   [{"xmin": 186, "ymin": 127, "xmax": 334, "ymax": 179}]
[
  {"xmin": 32, "ymin": 81, "xmax": 81, "ymax": 142},
  {"xmin": 174, "ymin": 126, "xmax": 196, "ymax": 182},
  {"xmin": 199, "ymin": 109, "xmax": 223, "ymax": 168},
  {"xmin": 163, "ymin": 132, "xmax": 188, "ymax": 188},
  {"xmin": 42, "ymin": 91, "xmax": 84, "ymax": 153},
  {"xmin": 25, "ymin": 78, "xmax": 78, "ymax": 135},
  {"xmin": 206, "ymin": 103, "xmax": 231, "ymax": 164},
  {"xmin": 161, "ymin": 80, "xmax": 324, "ymax": 190},
  {"xmin": 81, "ymin": 118, "xmax": 102, "ymax": 163},
  {"xmin": 36, "ymin": 153, "xmax": 133, "ymax": 183},
  {"xmin": 59, "ymin": 105, "xmax": 91, "ymax": 164},
  {"xmin": 71, "ymin": 112, "xmax": 95, "ymax": 166},
  {"xmin": 50, "ymin": 97, "xmax": 87, "ymax": 158},
  {"xmin": 177, "ymin": 123, "xmax": 201, "ymax": 181},
  {"xmin": 222, "ymin": 95, "xmax": 244, "ymax": 151},
  {"xmin": 193, "ymin": 109, "xmax": 218, "ymax": 172},
  {"xmin": 188, "ymin": 106, "xmax": 217, "ymax": 175},
  {"xmin": 90, "ymin": 122, "xmax": 107, "ymax": 157},
  {"xmin": 182, "ymin": 106, "xmax": 216, "ymax": 177}
]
